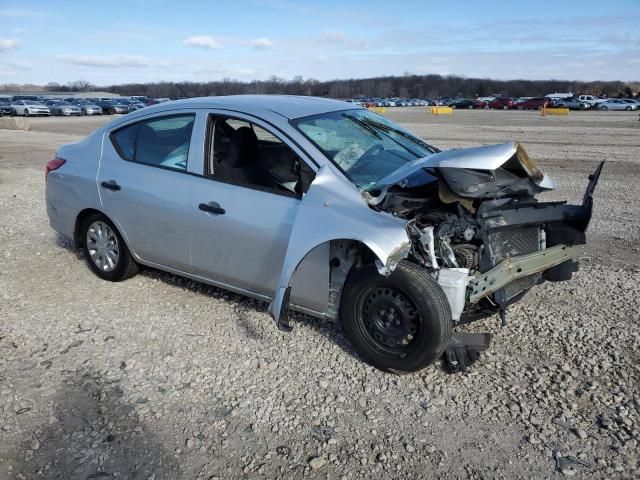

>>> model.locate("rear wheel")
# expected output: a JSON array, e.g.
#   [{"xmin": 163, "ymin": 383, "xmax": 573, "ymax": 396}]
[
  {"xmin": 601, "ymin": 105, "xmax": 608, "ymax": 111},
  {"xmin": 81, "ymin": 213, "xmax": 138, "ymax": 281},
  {"xmin": 24, "ymin": 109, "xmax": 30, "ymax": 117},
  {"xmin": 340, "ymin": 261, "xmax": 452, "ymax": 373}
]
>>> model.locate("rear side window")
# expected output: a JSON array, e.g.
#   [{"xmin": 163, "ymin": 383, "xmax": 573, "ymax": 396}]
[{"xmin": 111, "ymin": 114, "xmax": 195, "ymax": 172}]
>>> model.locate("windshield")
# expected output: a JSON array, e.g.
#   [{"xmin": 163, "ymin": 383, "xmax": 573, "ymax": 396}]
[{"xmin": 292, "ymin": 109, "xmax": 436, "ymax": 189}]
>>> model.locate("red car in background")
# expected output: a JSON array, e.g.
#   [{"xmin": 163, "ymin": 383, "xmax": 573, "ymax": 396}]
[
  {"xmin": 487, "ymin": 97, "xmax": 516, "ymax": 109},
  {"xmin": 517, "ymin": 97, "xmax": 550, "ymax": 110}
]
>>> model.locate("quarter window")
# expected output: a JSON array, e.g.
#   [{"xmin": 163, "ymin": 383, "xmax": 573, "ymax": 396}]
[{"xmin": 111, "ymin": 114, "xmax": 195, "ymax": 172}]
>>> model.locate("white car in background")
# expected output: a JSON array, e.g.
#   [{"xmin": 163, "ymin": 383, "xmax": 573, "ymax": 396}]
[
  {"xmin": 11, "ymin": 100, "xmax": 51, "ymax": 116},
  {"xmin": 597, "ymin": 99, "xmax": 637, "ymax": 111},
  {"xmin": 577, "ymin": 95, "xmax": 606, "ymax": 107}
]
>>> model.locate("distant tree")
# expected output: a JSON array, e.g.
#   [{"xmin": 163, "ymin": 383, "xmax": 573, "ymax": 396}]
[
  {"xmin": 45, "ymin": 82, "xmax": 60, "ymax": 91},
  {"xmin": 67, "ymin": 80, "xmax": 95, "ymax": 92}
]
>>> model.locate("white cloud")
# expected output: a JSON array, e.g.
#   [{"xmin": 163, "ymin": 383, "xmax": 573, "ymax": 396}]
[
  {"xmin": 57, "ymin": 54, "xmax": 151, "ymax": 68},
  {"xmin": 183, "ymin": 36, "xmax": 223, "ymax": 49},
  {"xmin": 253, "ymin": 37, "xmax": 273, "ymax": 50},
  {"xmin": 0, "ymin": 38, "xmax": 21, "ymax": 51}
]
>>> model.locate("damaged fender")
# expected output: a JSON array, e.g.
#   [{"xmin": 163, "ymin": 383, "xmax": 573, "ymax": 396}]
[{"xmin": 268, "ymin": 164, "xmax": 411, "ymax": 331}]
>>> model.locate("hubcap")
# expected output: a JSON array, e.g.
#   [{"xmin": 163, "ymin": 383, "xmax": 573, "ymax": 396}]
[
  {"xmin": 362, "ymin": 287, "xmax": 420, "ymax": 349},
  {"xmin": 86, "ymin": 221, "xmax": 119, "ymax": 272}
]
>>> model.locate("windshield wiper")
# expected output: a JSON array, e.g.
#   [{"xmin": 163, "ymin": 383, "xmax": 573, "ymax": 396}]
[
  {"xmin": 359, "ymin": 118, "xmax": 437, "ymax": 155},
  {"xmin": 341, "ymin": 113, "xmax": 382, "ymax": 139}
]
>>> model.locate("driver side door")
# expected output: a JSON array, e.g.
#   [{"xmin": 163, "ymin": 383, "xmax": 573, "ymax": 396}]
[{"xmin": 188, "ymin": 113, "xmax": 325, "ymax": 309}]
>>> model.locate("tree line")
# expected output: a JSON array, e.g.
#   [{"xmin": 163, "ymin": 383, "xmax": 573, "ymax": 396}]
[{"xmin": 2, "ymin": 74, "xmax": 638, "ymax": 99}]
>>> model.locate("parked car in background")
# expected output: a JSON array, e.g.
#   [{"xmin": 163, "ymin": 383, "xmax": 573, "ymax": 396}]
[
  {"xmin": 449, "ymin": 99, "xmax": 475, "ymax": 109},
  {"xmin": 75, "ymin": 101, "xmax": 103, "ymax": 115},
  {"xmin": 487, "ymin": 97, "xmax": 516, "ymax": 109},
  {"xmin": 555, "ymin": 97, "xmax": 591, "ymax": 110},
  {"xmin": 45, "ymin": 101, "xmax": 82, "ymax": 116},
  {"xmin": 620, "ymin": 99, "xmax": 640, "ymax": 108},
  {"xmin": 0, "ymin": 99, "xmax": 14, "ymax": 116},
  {"xmin": 516, "ymin": 97, "xmax": 550, "ymax": 110},
  {"xmin": 127, "ymin": 102, "xmax": 146, "ymax": 113},
  {"xmin": 96, "ymin": 99, "xmax": 129, "ymax": 114},
  {"xmin": 11, "ymin": 100, "xmax": 50, "ymax": 116},
  {"xmin": 45, "ymin": 95, "xmax": 602, "ymax": 373},
  {"xmin": 597, "ymin": 99, "xmax": 637, "ymax": 111},
  {"xmin": 577, "ymin": 95, "xmax": 605, "ymax": 107}
]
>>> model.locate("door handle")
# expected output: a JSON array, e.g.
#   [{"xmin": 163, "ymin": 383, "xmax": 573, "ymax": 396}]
[
  {"xmin": 101, "ymin": 180, "xmax": 121, "ymax": 191},
  {"xmin": 199, "ymin": 202, "xmax": 225, "ymax": 215}
]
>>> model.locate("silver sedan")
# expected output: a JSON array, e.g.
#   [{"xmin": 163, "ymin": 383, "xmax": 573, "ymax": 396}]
[
  {"xmin": 46, "ymin": 101, "xmax": 82, "ymax": 116},
  {"xmin": 45, "ymin": 95, "xmax": 602, "ymax": 372},
  {"xmin": 597, "ymin": 99, "xmax": 638, "ymax": 111}
]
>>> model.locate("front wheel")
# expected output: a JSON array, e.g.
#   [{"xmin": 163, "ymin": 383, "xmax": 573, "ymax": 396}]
[
  {"xmin": 24, "ymin": 109, "xmax": 30, "ymax": 117},
  {"xmin": 601, "ymin": 105, "xmax": 608, "ymax": 111},
  {"xmin": 340, "ymin": 261, "xmax": 452, "ymax": 373},
  {"xmin": 625, "ymin": 106, "xmax": 631, "ymax": 111},
  {"xmin": 81, "ymin": 213, "xmax": 139, "ymax": 281}
]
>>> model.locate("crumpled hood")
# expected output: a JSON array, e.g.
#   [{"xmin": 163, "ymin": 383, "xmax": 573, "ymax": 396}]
[{"xmin": 370, "ymin": 142, "xmax": 556, "ymax": 201}]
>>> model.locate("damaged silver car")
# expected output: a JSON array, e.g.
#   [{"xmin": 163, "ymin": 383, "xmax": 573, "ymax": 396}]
[{"xmin": 45, "ymin": 95, "xmax": 602, "ymax": 372}]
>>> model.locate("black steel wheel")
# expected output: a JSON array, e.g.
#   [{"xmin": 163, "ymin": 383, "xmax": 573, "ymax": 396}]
[{"xmin": 340, "ymin": 260, "xmax": 452, "ymax": 373}]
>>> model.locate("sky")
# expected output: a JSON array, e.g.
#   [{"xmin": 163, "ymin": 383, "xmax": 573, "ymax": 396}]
[{"xmin": 0, "ymin": 0, "xmax": 639, "ymax": 85}]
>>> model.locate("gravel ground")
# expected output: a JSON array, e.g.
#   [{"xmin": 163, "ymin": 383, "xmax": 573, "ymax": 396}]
[{"xmin": 1, "ymin": 109, "xmax": 639, "ymax": 479}]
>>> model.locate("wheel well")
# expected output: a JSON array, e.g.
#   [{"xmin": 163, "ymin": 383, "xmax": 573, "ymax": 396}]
[
  {"xmin": 327, "ymin": 239, "xmax": 377, "ymax": 319},
  {"xmin": 74, "ymin": 208, "xmax": 104, "ymax": 247}
]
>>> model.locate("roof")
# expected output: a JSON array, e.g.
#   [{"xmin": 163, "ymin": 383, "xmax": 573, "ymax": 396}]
[{"xmin": 140, "ymin": 95, "xmax": 357, "ymax": 120}]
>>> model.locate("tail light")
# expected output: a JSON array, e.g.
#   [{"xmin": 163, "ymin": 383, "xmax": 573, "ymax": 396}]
[{"xmin": 45, "ymin": 157, "xmax": 66, "ymax": 181}]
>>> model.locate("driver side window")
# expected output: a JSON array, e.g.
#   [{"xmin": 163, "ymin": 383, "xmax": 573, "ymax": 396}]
[{"xmin": 206, "ymin": 115, "xmax": 315, "ymax": 196}]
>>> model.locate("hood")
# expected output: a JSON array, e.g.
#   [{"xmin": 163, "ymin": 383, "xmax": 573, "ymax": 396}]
[{"xmin": 369, "ymin": 142, "xmax": 555, "ymax": 203}]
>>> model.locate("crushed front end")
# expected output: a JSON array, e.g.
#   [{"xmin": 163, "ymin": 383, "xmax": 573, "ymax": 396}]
[{"xmin": 367, "ymin": 143, "xmax": 603, "ymax": 366}]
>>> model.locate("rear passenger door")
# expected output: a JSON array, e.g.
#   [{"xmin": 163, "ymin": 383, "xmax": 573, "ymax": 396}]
[{"xmin": 98, "ymin": 112, "xmax": 199, "ymax": 271}]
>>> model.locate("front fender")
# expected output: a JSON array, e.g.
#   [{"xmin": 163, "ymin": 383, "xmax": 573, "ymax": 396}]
[{"xmin": 268, "ymin": 165, "xmax": 410, "ymax": 330}]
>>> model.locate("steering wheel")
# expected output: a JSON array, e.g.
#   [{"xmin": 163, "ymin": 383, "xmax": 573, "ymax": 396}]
[{"xmin": 349, "ymin": 143, "xmax": 384, "ymax": 173}]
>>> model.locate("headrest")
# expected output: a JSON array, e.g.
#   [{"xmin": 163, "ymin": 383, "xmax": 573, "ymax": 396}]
[{"xmin": 226, "ymin": 126, "xmax": 258, "ymax": 168}]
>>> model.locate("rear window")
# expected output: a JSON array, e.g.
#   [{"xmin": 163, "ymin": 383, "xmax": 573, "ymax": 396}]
[{"xmin": 110, "ymin": 114, "xmax": 195, "ymax": 172}]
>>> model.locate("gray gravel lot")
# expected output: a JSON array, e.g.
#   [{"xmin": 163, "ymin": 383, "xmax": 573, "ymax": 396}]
[{"xmin": 1, "ymin": 109, "xmax": 639, "ymax": 479}]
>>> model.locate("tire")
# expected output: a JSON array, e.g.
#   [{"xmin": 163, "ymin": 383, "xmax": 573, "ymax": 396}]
[
  {"xmin": 340, "ymin": 260, "xmax": 452, "ymax": 373},
  {"xmin": 81, "ymin": 213, "xmax": 139, "ymax": 282},
  {"xmin": 601, "ymin": 105, "xmax": 608, "ymax": 111},
  {"xmin": 10, "ymin": 109, "xmax": 16, "ymax": 117},
  {"xmin": 24, "ymin": 109, "xmax": 30, "ymax": 117},
  {"xmin": 625, "ymin": 106, "xmax": 631, "ymax": 111},
  {"xmin": 503, "ymin": 105, "xmax": 509, "ymax": 110}
]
